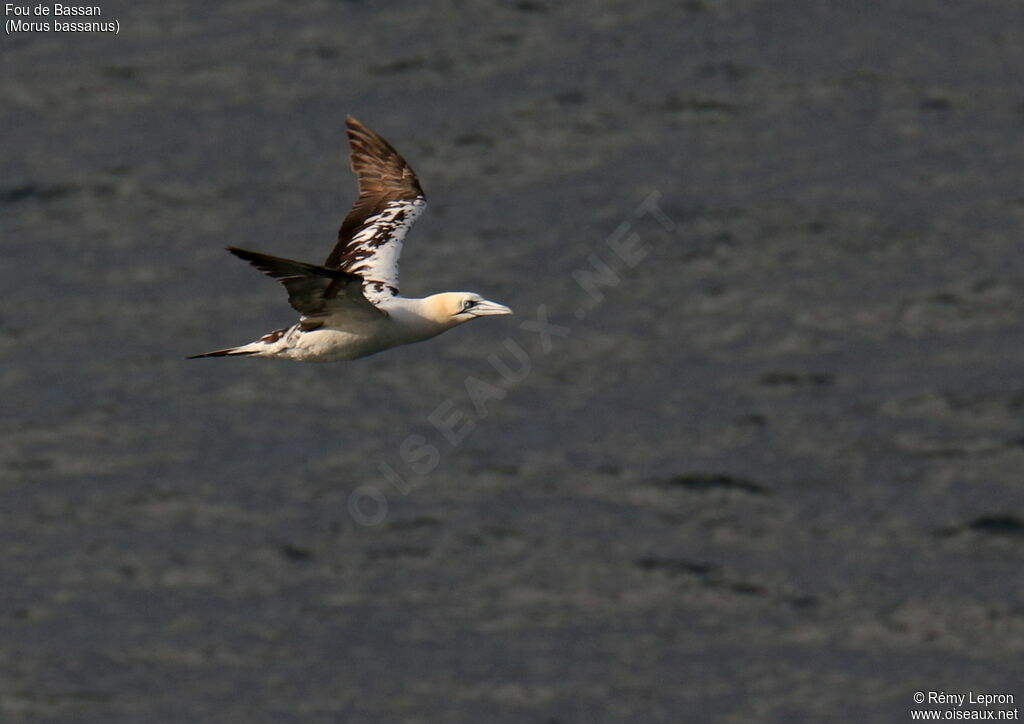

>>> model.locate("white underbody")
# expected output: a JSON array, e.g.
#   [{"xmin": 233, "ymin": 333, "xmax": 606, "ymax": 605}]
[{"xmin": 236, "ymin": 296, "xmax": 451, "ymax": 363}]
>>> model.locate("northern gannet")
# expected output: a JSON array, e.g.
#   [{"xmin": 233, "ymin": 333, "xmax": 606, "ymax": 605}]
[{"xmin": 188, "ymin": 117, "xmax": 512, "ymax": 362}]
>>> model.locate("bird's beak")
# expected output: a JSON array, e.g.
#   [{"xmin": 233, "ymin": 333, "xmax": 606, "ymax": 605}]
[{"xmin": 471, "ymin": 299, "xmax": 513, "ymax": 316}]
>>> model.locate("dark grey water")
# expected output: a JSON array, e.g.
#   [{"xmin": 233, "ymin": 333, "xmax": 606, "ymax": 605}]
[{"xmin": 3, "ymin": 1, "xmax": 1024, "ymax": 721}]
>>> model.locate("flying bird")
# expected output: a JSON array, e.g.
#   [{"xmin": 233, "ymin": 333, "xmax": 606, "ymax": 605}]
[{"xmin": 189, "ymin": 117, "xmax": 512, "ymax": 362}]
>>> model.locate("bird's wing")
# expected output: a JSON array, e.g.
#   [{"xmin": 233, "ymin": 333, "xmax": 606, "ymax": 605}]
[
  {"xmin": 228, "ymin": 247, "xmax": 385, "ymax": 321},
  {"xmin": 323, "ymin": 116, "xmax": 426, "ymax": 301}
]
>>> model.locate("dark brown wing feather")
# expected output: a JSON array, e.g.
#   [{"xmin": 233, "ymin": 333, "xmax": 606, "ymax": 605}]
[
  {"xmin": 227, "ymin": 246, "xmax": 383, "ymax": 319},
  {"xmin": 323, "ymin": 117, "xmax": 426, "ymax": 298}
]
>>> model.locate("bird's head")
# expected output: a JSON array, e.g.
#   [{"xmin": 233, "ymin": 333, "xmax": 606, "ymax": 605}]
[{"xmin": 430, "ymin": 292, "xmax": 513, "ymax": 326}]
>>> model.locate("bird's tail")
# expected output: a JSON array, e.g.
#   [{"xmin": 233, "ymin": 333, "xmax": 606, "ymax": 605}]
[
  {"xmin": 186, "ymin": 346, "xmax": 258, "ymax": 359},
  {"xmin": 187, "ymin": 327, "xmax": 290, "ymax": 360}
]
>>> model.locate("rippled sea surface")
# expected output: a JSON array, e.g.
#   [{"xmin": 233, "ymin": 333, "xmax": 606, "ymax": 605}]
[{"xmin": 3, "ymin": 2, "xmax": 1024, "ymax": 721}]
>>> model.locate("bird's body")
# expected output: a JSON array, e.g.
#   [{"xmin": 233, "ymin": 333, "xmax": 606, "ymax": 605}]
[
  {"xmin": 189, "ymin": 117, "xmax": 512, "ymax": 363},
  {"xmin": 214, "ymin": 294, "xmax": 477, "ymax": 363}
]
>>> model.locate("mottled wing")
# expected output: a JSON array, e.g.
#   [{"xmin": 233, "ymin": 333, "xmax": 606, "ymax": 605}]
[
  {"xmin": 324, "ymin": 116, "xmax": 426, "ymax": 302},
  {"xmin": 228, "ymin": 247, "xmax": 384, "ymax": 321}
]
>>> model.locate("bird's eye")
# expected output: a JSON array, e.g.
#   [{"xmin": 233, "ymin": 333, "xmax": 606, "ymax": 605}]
[{"xmin": 463, "ymin": 300, "xmax": 476, "ymax": 311}]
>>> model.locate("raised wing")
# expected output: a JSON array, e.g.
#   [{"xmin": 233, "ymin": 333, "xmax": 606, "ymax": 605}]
[
  {"xmin": 324, "ymin": 116, "xmax": 426, "ymax": 302},
  {"xmin": 228, "ymin": 246, "xmax": 384, "ymax": 321}
]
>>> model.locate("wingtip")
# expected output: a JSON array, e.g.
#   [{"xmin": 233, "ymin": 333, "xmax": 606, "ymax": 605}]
[{"xmin": 226, "ymin": 246, "xmax": 255, "ymax": 261}]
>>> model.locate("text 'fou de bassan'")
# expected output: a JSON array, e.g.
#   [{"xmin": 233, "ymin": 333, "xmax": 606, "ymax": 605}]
[{"xmin": 5, "ymin": 4, "xmax": 118, "ymax": 34}]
